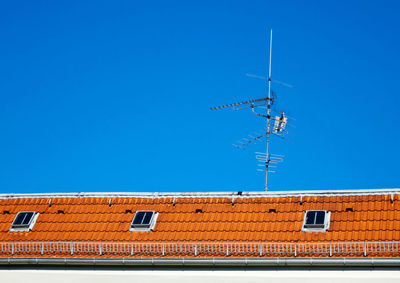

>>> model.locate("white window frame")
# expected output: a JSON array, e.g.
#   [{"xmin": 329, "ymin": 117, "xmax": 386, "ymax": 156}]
[
  {"xmin": 301, "ymin": 210, "xmax": 330, "ymax": 232},
  {"xmin": 9, "ymin": 211, "xmax": 39, "ymax": 232},
  {"xmin": 129, "ymin": 211, "xmax": 158, "ymax": 232}
]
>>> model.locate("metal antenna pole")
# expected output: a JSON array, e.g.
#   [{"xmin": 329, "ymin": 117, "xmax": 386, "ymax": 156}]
[{"xmin": 265, "ymin": 29, "xmax": 273, "ymax": 191}]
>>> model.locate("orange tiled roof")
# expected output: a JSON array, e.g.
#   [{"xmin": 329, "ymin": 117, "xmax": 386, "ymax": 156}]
[{"xmin": 0, "ymin": 189, "xmax": 399, "ymax": 258}]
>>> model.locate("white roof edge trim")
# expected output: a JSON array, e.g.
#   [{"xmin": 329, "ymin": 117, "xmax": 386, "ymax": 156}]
[{"xmin": 0, "ymin": 188, "xmax": 400, "ymax": 199}]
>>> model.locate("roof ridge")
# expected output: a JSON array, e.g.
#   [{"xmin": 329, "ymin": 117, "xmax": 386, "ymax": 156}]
[{"xmin": 1, "ymin": 188, "xmax": 400, "ymax": 199}]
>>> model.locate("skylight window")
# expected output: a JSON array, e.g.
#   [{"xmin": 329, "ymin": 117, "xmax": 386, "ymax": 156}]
[
  {"xmin": 129, "ymin": 211, "xmax": 158, "ymax": 232},
  {"xmin": 10, "ymin": 211, "xmax": 39, "ymax": 232},
  {"xmin": 302, "ymin": 210, "xmax": 330, "ymax": 232}
]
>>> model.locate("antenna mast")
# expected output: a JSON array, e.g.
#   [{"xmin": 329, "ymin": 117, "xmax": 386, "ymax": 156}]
[
  {"xmin": 210, "ymin": 29, "xmax": 292, "ymax": 191},
  {"xmin": 264, "ymin": 29, "xmax": 273, "ymax": 191}
]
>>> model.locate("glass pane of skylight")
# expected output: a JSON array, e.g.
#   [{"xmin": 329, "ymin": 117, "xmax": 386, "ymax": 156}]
[
  {"xmin": 305, "ymin": 211, "xmax": 316, "ymax": 224},
  {"xmin": 22, "ymin": 212, "xmax": 34, "ymax": 225},
  {"xmin": 132, "ymin": 212, "xmax": 145, "ymax": 225},
  {"xmin": 13, "ymin": 213, "xmax": 26, "ymax": 225},
  {"xmin": 315, "ymin": 211, "xmax": 325, "ymax": 224},
  {"xmin": 142, "ymin": 212, "xmax": 154, "ymax": 225}
]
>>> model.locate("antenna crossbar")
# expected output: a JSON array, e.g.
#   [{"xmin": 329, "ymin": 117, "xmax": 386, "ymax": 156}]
[
  {"xmin": 234, "ymin": 131, "xmax": 268, "ymax": 149},
  {"xmin": 210, "ymin": 97, "xmax": 268, "ymax": 111}
]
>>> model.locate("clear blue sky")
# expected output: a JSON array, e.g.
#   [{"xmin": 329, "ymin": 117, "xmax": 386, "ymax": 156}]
[{"xmin": 1, "ymin": 1, "xmax": 399, "ymax": 193}]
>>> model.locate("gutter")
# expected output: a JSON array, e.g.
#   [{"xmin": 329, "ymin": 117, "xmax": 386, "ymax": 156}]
[{"xmin": 1, "ymin": 258, "xmax": 400, "ymax": 267}]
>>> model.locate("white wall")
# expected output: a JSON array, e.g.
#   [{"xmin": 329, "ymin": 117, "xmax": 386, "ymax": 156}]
[{"xmin": 1, "ymin": 269, "xmax": 400, "ymax": 283}]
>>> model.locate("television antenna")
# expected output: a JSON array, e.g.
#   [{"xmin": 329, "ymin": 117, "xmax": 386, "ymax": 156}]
[{"xmin": 210, "ymin": 29, "xmax": 292, "ymax": 191}]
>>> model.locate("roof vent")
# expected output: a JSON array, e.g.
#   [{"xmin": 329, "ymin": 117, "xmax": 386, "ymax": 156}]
[
  {"xmin": 108, "ymin": 198, "xmax": 112, "ymax": 207},
  {"xmin": 3, "ymin": 210, "xmax": 10, "ymax": 215},
  {"xmin": 269, "ymin": 208, "xmax": 277, "ymax": 213},
  {"xmin": 125, "ymin": 209, "xmax": 133, "ymax": 214},
  {"xmin": 195, "ymin": 208, "xmax": 203, "ymax": 213},
  {"xmin": 345, "ymin": 207, "xmax": 353, "ymax": 212},
  {"xmin": 57, "ymin": 210, "xmax": 65, "ymax": 214}
]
